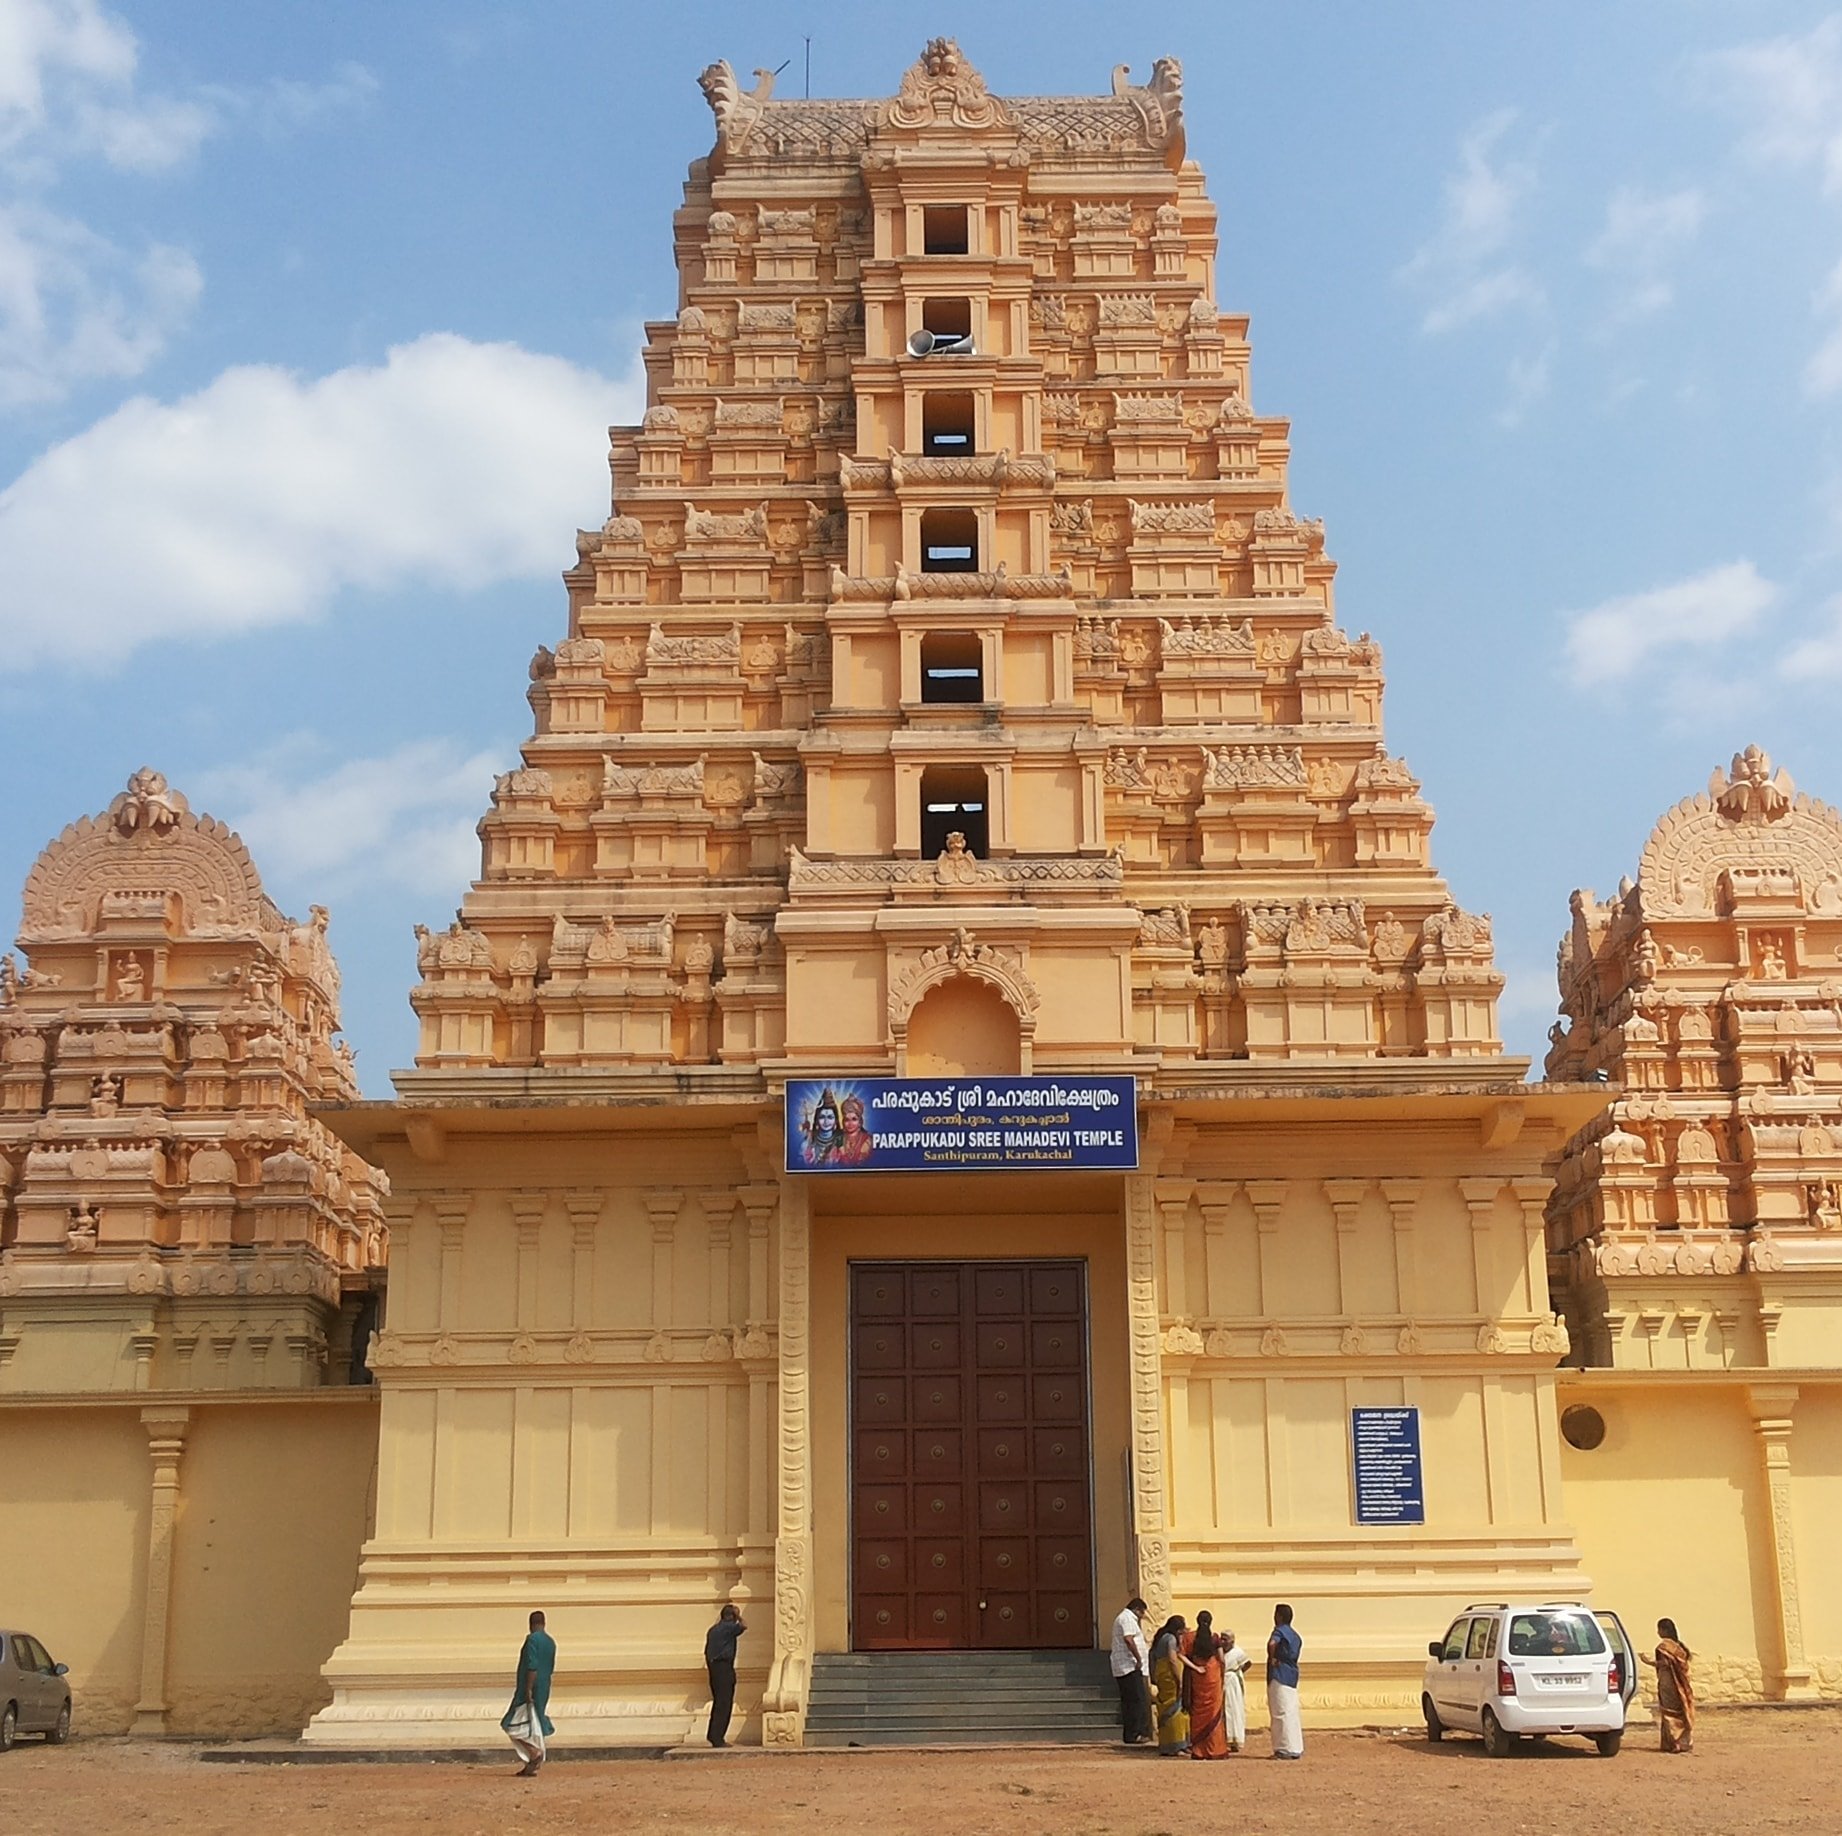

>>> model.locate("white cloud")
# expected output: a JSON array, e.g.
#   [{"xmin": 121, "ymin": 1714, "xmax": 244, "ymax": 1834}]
[
  {"xmin": 0, "ymin": 0, "xmax": 210, "ymax": 171},
  {"xmin": 1497, "ymin": 339, "xmax": 1555, "ymax": 428},
  {"xmin": 195, "ymin": 736, "xmax": 506, "ymax": 899},
  {"xmin": 1696, "ymin": 16, "xmax": 1842, "ymax": 194},
  {"xmin": 0, "ymin": 332, "xmax": 646, "ymax": 666},
  {"xmin": 1401, "ymin": 109, "xmax": 1544, "ymax": 334},
  {"xmin": 1560, "ymin": 560, "xmax": 1778, "ymax": 686},
  {"xmin": 0, "ymin": 199, "xmax": 200, "ymax": 403},
  {"xmin": 1806, "ymin": 256, "xmax": 1842, "ymax": 397},
  {"xmin": 1782, "ymin": 599, "xmax": 1842, "ymax": 679},
  {"xmin": 1585, "ymin": 185, "xmax": 1706, "ymax": 324}
]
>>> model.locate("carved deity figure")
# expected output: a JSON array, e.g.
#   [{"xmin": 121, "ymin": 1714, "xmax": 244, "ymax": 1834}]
[
  {"xmin": 112, "ymin": 955, "xmax": 146, "ymax": 1002},
  {"xmin": 1196, "ymin": 916, "xmax": 1230, "ymax": 970},
  {"xmin": 108, "ymin": 768, "xmax": 189, "ymax": 837},
  {"xmin": 1783, "ymin": 1049, "xmax": 1818, "ymax": 1095},
  {"xmin": 1756, "ymin": 937, "xmax": 1788, "ymax": 981},
  {"xmin": 89, "ymin": 1072, "xmax": 123, "ymax": 1115},
  {"xmin": 1714, "ymin": 745, "xmax": 1794, "ymax": 824},
  {"xmin": 1808, "ymin": 1181, "xmax": 1842, "ymax": 1231},
  {"xmin": 935, "ymin": 831, "xmax": 980, "ymax": 885},
  {"xmin": 66, "ymin": 1201, "xmax": 100, "ymax": 1251}
]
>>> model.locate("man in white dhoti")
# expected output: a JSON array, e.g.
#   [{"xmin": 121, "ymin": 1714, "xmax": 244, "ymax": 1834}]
[
  {"xmin": 1265, "ymin": 1602, "xmax": 1303, "ymax": 1759},
  {"xmin": 1218, "ymin": 1625, "xmax": 1252, "ymax": 1752}
]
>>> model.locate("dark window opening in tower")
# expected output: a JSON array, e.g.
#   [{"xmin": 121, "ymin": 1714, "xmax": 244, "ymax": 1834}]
[
  {"xmin": 920, "ymin": 764, "xmax": 989, "ymax": 857},
  {"xmin": 921, "ymin": 630, "xmax": 984, "ymax": 703}
]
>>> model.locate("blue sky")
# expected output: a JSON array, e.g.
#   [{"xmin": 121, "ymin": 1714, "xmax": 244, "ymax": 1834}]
[{"xmin": 3, "ymin": 0, "xmax": 1841, "ymax": 1091}]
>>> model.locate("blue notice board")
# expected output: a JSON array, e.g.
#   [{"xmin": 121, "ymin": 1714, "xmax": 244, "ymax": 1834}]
[
  {"xmin": 1351, "ymin": 1407, "xmax": 1425, "ymax": 1526},
  {"xmin": 784, "ymin": 1076, "xmax": 1138, "ymax": 1173}
]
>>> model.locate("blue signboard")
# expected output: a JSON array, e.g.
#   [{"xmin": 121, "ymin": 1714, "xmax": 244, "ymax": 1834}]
[
  {"xmin": 784, "ymin": 1076, "xmax": 1138, "ymax": 1174},
  {"xmin": 1351, "ymin": 1407, "xmax": 1425, "ymax": 1526}
]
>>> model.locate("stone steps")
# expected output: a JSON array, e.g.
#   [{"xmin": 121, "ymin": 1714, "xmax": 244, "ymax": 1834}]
[{"xmin": 805, "ymin": 1650, "xmax": 1123, "ymax": 1747}]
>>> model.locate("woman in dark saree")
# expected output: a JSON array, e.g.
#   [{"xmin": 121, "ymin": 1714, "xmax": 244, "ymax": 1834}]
[{"xmin": 1638, "ymin": 1617, "xmax": 1695, "ymax": 1753}]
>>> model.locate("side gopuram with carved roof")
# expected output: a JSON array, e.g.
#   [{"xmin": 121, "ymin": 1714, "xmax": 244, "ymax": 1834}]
[
  {"xmin": 0, "ymin": 770, "xmax": 388, "ymax": 1389},
  {"xmin": 0, "ymin": 771, "xmax": 390, "ymax": 1732},
  {"xmin": 305, "ymin": 43, "xmax": 1610, "ymax": 1749},
  {"xmin": 1543, "ymin": 749, "xmax": 1842, "ymax": 1701}
]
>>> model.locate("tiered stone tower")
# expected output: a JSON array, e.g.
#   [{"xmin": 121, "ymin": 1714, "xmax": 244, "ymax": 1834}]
[
  {"xmin": 412, "ymin": 40, "xmax": 1503, "ymax": 1082},
  {"xmin": 0, "ymin": 771, "xmax": 388, "ymax": 1394},
  {"xmin": 312, "ymin": 44, "xmax": 1602, "ymax": 1749}
]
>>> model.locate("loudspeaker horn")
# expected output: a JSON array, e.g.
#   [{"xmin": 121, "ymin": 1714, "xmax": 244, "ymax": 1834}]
[{"xmin": 906, "ymin": 329, "xmax": 976, "ymax": 357}]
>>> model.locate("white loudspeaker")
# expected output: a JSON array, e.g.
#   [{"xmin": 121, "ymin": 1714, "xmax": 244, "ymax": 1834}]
[{"xmin": 906, "ymin": 329, "xmax": 976, "ymax": 357}]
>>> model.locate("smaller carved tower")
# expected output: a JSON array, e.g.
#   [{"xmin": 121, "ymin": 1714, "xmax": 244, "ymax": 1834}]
[
  {"xmin": 0, "ymin": 771, "xmax": 389, "ymax": 1392},
  {"xmin": 1546, "ymin": 748, "xmax": 1842, "ymax": 1370}
]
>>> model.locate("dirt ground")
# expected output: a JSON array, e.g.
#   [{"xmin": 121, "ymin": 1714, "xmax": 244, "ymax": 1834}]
[{"xmin": 2, "ymin": 1708, "xmax": 1838, "ymax": 1836}]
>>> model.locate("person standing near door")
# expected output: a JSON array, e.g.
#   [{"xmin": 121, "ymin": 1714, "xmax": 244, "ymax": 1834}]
[
  {"xmin": 703, "ymin": 1603, "xmax": 747, "ymax": 1747},
  {"xmin": 1109, "ymin": 1596, "xmax": 1153, "ymax": 1744},
  {"xmin": 1265, "ymin": 1602, "xmax": 1303, "ymax": 1760}
]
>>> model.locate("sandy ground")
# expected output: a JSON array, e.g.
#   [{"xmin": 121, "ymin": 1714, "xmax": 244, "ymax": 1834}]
[{"xmin": 2, "ymin": 1708, "xmax": 1839, "ymax": 1836}]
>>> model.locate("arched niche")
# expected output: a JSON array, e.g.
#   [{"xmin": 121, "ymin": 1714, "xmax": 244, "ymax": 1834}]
[
  {"xmin": 903, "ymin": 977, "xmax": 1021, "ymax": 1077},
  {"xmin": 887, "ymin": 931, "xmax": 1039, "ymax": 1075}
]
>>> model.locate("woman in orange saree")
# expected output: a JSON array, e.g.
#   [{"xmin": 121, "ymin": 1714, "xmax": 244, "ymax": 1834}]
[
  {"xmin": 1185, "ymin": 1612, "xmax": 1232, "ymax": 1760},
  {"xmin": 1639, "ymin": 1618, "xmax": 1695, "ymax": 1753}
]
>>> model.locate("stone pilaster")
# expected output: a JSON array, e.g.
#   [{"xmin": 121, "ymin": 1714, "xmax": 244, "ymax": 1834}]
[{"xmin": 130, "ymin": 1405, "xmax": 190, "ymax": 1735}]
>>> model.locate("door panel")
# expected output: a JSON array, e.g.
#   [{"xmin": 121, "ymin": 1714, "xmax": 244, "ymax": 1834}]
[{"xmin": 851, "ymin": 1258, "xmax": 1094, "ymax": 1650}]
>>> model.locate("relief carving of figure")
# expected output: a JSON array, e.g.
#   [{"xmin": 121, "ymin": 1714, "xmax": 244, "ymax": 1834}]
[
  {"xmin": 1713, "ymin": 745, "xmax": 1794, "ymax": 824},
  {"xmin": 935, "ymin": 831, "xmax": 980, "ymax": 885},
  {"xmin": 112, "ymin": 955, "xmax": 146, "ymax": 1002},
  {"xmin": 1196, "ymin": 916, "xmax": 1230, "ymax": 970},
  {"xmin": 66, "ymin": 1201, "xmax": 100, "ymax": 1252},
  {"xmin": 1756, "ymin": 937, "xmax": 1789, "ymax": 980},
  {"xmin": 1782, "ymin": 1049, "xmax": 1818, "ymax": 1094},
  {"xmin": 108, "ymin": 768, "xmax": 189, "ymax": 837},
  {"xmin": 89, "ymin": 1073, "xmax": 123, "ymax": 1115},
  {"xmin": 1808, "ymin": 1181, "xmax": 1842, "ymax": 1231}
]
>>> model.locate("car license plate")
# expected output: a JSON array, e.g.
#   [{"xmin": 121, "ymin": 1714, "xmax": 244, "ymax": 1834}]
[{"xmin": 1546, "ymin": 1674, "xmax": 1584, "ymax": 1687}]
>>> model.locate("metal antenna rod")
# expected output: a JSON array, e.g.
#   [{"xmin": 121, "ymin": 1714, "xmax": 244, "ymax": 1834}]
[{"xmin": 805, "ymin": 36, "xmax": 811, "ymax": 99}]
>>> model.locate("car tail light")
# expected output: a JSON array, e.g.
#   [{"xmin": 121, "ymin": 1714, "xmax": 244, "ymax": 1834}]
[
  {"xmin": 1608, "ymin": 1656, "xmax": 1622, "ymax": 1696},
  {"xmin": 1497, "ymin": 1660, "xmax": 1517, "ymax": 1696}
]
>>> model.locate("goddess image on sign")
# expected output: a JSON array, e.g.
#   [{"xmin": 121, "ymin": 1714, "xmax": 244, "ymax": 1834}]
[{"xmin": 835, "ymin": 1095, "xmax": 875, "ymax": 1165}]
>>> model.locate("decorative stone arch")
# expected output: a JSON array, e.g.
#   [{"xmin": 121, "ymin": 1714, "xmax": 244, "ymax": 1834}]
[
  {"xmin": 21, "ymin": 772, "xmax": 277, "ymax": 938},
  {"xmin": 886, "ymin": 927, "xmax": 1040, "ymax": 1074},
  {"xmin": 1638, "ymin": 790, "xmax": 1842, "ymax": 919}
]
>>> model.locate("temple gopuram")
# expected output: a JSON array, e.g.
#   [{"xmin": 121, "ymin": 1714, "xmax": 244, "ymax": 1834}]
[
  {"xmin": 0, "ymin": 45, "xmax": 1836, "ymax": 1747},
  {"xmin": 303, "ymin": 41, "xmax": 1605, "ymax": 1748}
]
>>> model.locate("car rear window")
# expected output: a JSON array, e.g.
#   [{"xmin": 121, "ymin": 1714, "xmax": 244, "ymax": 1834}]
[{"xmin": 1508, "ymin": 1613, "xmax": 1607, "ymax": 1657}]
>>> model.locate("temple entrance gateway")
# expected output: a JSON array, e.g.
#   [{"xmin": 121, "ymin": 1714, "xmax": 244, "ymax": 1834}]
[{"xmin": 850, "ymin": 1259, "xmax": 1094, "ymax": 1650}]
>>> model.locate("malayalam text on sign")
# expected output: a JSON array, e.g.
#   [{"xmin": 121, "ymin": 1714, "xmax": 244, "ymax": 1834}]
[
  {"xmin": 784, "ymin": 1076, "xmax": 1138, "ymax": 1173},
  {"xmin": 1351, "ymin": 1406, "xmax": 1426, "ymax": 1526}
]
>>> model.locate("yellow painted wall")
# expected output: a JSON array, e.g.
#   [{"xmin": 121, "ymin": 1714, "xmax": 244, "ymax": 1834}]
[
  {"xmin": 0, "ymin": 1394, "xmax": 378, "ymax": 1736},
  {"xmin": 1559, "ymin": 1376, "xmax": 1842, "ymax": 1700}
]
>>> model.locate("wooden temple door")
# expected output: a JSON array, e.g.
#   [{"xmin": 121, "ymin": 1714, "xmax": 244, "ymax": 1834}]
[{"xmin": 851, "ymin": 1259, "xmax": 1094, "ymax": 1650}]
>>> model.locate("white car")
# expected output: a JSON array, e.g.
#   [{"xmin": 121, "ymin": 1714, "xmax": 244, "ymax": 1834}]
[{"xmin": 1422, "ymin": 1602, "xmax": 1637, "ymax": 1757}]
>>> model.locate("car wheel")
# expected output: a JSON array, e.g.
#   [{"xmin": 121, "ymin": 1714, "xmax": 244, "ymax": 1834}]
[
  {"xmin": 1594, "ymin": 1731, "xmax": 1622, "ymax": 1758},
  {"xmin": 1480, "ymin": 1707, "xmax": 1512, "ymax": 1758},
  {"xmin": 47, "ymin": 1701, "xmax": 70, "ymax": 1746},
  {"xmin": 1422, "ymin": 1695, "xmax": 1445, "ymax": 1742},
  {"xmin": 0, "ymin": 1702, "xmax": 15, "ymax": 1753}
]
